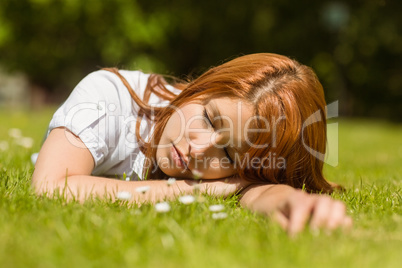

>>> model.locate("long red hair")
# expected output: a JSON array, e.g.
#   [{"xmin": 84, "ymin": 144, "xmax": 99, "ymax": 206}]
[{"xmin": 105, "ymin": 53, "xmax": 334, "ymax": 193}]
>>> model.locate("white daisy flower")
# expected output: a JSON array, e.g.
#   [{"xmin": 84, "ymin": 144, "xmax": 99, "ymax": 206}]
[
  {"xmin": 209, "ymin": 204, "xmax": 225, "ymax": 212},
  {"xmin": 31, "ymin": 152, "xmax": 39, "ymax": 164},
  {"xmin": 8, "ymin": 128, "xmax": 22, "ymax": 139},
  {"xmin": 133, "ymin": 209, "xmax": 142, "ymax": 215},
  {"xmin": 0, "ymin": 141, "xmax": 9, "ymax": 151},
  {"xmin": 135, "ymin": 186, "xmax": 150, "ymax": 193},
  {"xmin": 212, "ymin": 212, "xmax": 228, "ymax": 220},
  {"xmin": 192, "ymin": 169, "xmax": 203, "ymax": 179},
  {"xmin": 16, "ymin": 137, "xmax": 34, "ymax": 149},
  {"xmin": 178, "ymin": 195, "xmax": 195, "ymax": 204},
  {"xmin": 155, "ymin": 202, "xmax": 171, "ymax": 213},
  {"xmin": 192, "ymin": 183, "xmax": 201, "ymax": 191},
  {"xmin": 167, "ymin": 178, "xmax": 176, "ymax": 186},
  {"xmin": 116, "ymin": 191, "xmax": 132, "ymax": 201}
]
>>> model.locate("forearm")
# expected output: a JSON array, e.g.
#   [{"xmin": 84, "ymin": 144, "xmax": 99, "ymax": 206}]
[
  {"xmin": 239, "ymin": 184, "xmax": 296, "ymax": 215},
  {"xmin": 33, "ymin": 175, "xmax": 241, "ymax": 203}
]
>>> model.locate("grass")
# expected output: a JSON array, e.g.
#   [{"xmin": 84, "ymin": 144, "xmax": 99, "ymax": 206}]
[{"xmin": 0, "ymin": 108, "xmax": 401, "ymax": 268}]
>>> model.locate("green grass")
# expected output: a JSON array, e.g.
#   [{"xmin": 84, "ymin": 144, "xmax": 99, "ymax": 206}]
[{"xmin": 0, "ymin": 108, "xmax": 401, "ymax": 268}]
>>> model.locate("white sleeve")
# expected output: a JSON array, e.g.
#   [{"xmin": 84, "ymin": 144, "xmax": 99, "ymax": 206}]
[{"xmin": 47, "ymin": 70, "xmax": 150, "ymax": 167}]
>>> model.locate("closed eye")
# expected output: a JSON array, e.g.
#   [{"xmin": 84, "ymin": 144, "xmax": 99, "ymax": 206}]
[
  {"xmin": 203, "ymin": 108, "xmax": 214, "ymax": 128},
  {"xmin": 224, "ymin": 148, "xmax": 234, "ymax": 164},
  {"xmin": 204, "ymin": 107, "xmax": 234, "ymax": 165}
]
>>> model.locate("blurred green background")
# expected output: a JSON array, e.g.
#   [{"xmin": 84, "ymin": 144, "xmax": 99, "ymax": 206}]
[
  {"xmin": 0, "ymin": 0, "xmax": 401, "ymax": 120},
  {"xmin": 0, "ymin": 3, "xmax": 401, "ymax": 266}
]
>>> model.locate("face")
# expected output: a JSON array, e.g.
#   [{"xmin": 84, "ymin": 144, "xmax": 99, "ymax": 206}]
[{"xmin": 156, "ymin": 97, "xmax": 254, "ymax": 179}]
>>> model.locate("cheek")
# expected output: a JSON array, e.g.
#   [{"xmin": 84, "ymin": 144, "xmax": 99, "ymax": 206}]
[
  {"xmin": 200, "ymin": 158, "xmax": 236, "ymax": 179},
  {"xmin": 209, "ymin": 158, "xmax": 221, "ymax": 169},
  {"xmin": 163, "ymin": 114, "xmax": 182, "ymax": 138},
  {"xmin": 158, "ymin": 115, "xmax": 180, "ymax": 149},
  {"xmin": 172, "ymin": 109, "xmax": 190, "ymax": 127},
  {"xmin": 164, "ymin": 109, "xmax": 196, "ymax": 140}
]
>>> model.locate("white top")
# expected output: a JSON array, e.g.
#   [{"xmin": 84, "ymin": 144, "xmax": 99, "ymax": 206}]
[{"xmin": 47, "ymin": 70, "xmax": 178, "ymax": 180}]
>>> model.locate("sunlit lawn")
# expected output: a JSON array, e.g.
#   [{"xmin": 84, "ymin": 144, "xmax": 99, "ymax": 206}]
[{"xmin": 0, "ymin": 108, "xmax": 401, "ymax": 268}]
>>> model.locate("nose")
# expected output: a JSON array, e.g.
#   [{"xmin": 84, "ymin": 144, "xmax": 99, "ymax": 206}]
[{"xmin": 187, "ymin": 130, "xmax": 224, "ymax": 159}]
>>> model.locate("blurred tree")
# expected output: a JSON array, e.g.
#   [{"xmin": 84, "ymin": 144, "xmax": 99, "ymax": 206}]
[
  {"xmin": 0, "ymin": 0, "xmax": 170, "ymax": 99},
  {"xmin": 0, "ymin": 0, "xmax": 401, "ymax": 120}
]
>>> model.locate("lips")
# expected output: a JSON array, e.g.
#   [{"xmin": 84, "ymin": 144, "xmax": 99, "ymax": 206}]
[{"xmin": 171, "ymin": 144, "xmax": 188, "ymax": 170}]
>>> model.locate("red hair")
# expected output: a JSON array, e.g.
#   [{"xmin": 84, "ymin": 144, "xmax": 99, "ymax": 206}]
[{"xmin": 105, "ymin": 53, "xmax": 334, "ymax": 193}]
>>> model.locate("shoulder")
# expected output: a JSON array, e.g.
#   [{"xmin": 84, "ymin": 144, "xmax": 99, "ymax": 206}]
[
  {"xmin": 77, "ymin": 70, "xmax": 150, "ymax": 96},
  {"xmin": 73, "ymin": 69, "xmax": 178, "ymax": 109},
  {"xmin": 60, "ymin": 69, "xmax": 155, "ymax": 112},
  {"xmin": 82, "ymin": 69, "xmax": 150, "ymax": 84}
]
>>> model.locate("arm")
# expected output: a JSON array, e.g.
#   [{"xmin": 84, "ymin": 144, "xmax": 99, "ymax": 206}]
[
  {"xmin": 33, "ymin": 128, "xmax": 351, "ymax": 234},
  {"xmin": 32, "ymin": 128, "xmax": 241, "ymax": 203},
  {"xmin": 239, "ymin": 184, "xmax": 353, "ymax": 235}
]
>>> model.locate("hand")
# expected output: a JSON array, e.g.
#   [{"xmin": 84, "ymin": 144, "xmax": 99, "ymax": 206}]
[{"xmin": 273, "ymin": 190, "xmax": 353, "ymax": 236}]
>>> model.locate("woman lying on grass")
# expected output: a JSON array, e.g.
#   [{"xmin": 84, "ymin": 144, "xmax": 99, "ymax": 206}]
[{"xmin": 32, "ymin": 53, "xmax": 352, "ymax": 235}]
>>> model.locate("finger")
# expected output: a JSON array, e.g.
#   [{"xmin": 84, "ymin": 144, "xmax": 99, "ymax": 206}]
[
  {"xmin": 326, "ymin": 200, "xmax": 347, "ymax": 231},
  {"xmin": 273, "ymin": 210, "xmax": 289, "ymax": 231},
  {"xmin": 288, "ymin": 193, "xmax": 315, "ymax": 235},
  {"xmin": 342, "ymin": 216, "xmax": 353, "ymax": 230},
  {"xmin": 309, "ymin": 196, "xmax": 333, "ymax": 230}
]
